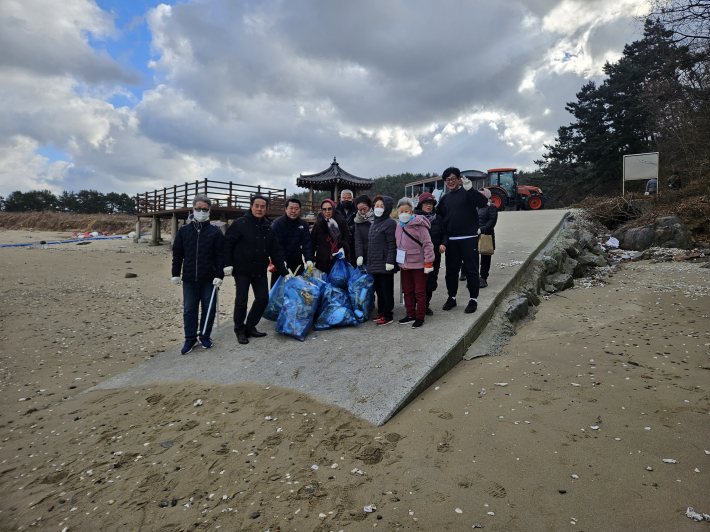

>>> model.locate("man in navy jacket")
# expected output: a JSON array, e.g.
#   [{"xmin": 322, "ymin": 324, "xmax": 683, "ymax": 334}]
[
  {"xmin": 171, "ymin": 194, "xmax": 225, "ymax": 354},
  {"xmin": 270, "ymin": 198, "xmax": 314, "ymax": 287},
  {"xmin": 437, "ymin": 167, "xmax": 488, "ymax": 314}
]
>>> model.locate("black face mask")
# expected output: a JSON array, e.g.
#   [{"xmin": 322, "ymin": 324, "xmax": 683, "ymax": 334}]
[{"xmin": 341, "ymin": 200, "xmax": 353, "ymax": 210}]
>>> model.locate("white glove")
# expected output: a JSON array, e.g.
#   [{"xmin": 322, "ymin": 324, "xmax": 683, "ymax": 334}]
[
  {"xmin": 284, "ymin": 274, "xmax": 292, "ymax": 282},
  {"xmin": 357, "ymin": 256, "xmax": 363, "ymax": 266},
  {"xmin": 424, "ymin": 267, "xmax": 434, "ymax": 274},
  {"xmin": 477, "ymin": 228, "xmax": 481, "ymax": 235},
  {"xmin": 306, "ymin": 261, "xmax": 314, "ymax": 269},
  {"xmin": 223, "ymin": 266, "xmax": 233, "ymax": 276},
  {"xmin": 385, "ymin": 263, "xmax": 394, "ymax": 271},
  {"xmin": 337, "ymin": 248, "xmax": 345, "ymax": 259},
  {"xmin": 171, "ymin": 277, "xmax": 181, "ymax": 285},
  {"xmin": 462, "ymin": 177, "xmax": 472, "ymax": 190},
  {"xmin": 213, "ymin": 278, "xmax": 223, "ymax": 288}
]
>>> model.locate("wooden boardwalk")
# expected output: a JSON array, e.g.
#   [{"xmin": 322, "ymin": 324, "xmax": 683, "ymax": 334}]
[{"xmin": 136, "ymin": 179, "xmax": 321, "ymax": 221}]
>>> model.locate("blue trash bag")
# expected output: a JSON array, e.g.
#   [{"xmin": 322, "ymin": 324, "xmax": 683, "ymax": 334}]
[
  {"xmin": 275, "ymin": 276, "xmax": 321, "ymax": 342},
  {"xmin": 328, "ymin": 258, "xmax": 354, "ymax": 290},
  {"xmin": 302, "ymin": 269, "xmax": 328, "ymax": 316},
  {"xmin": 314, "ymin": 283, "xmax": 359, "ymax": 330},
  {"xmin": 262, "ymin": 276, "xmax": 286, "ymax": 321},
  {"xmin": 348, "ymin": 266, "xmax": 375, "ymax": 323}
]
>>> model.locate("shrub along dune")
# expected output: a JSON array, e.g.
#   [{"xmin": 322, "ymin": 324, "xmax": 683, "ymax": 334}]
[{"xmin": 0, "ymin": 211, "xmax": 167, "ymax": 234}]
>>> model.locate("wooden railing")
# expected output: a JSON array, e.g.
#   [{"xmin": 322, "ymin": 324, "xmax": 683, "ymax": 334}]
[{"xmin": 136, "ymin": 179, "xmax": 290, "ymax": 215}]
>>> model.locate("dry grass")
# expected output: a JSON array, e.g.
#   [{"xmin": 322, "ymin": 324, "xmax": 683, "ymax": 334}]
[
  {"xmin": 0, "ymin": 211, "xmax": 169, "ymax": 233},
  {"xmin": 582, "ymin": 177, "xmax": 710, "ymax": 241}
]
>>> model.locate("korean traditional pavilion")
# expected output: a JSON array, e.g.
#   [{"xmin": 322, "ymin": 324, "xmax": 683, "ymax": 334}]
[{"xmin": 297, "ymin": 157, "xmax": 374, "ymax": 203}]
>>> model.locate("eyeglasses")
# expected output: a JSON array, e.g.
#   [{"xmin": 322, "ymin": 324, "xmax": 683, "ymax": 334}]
[
  {"xmin": 445, "ymin": 177, "xmax": 459, "ymax": 182},
  {"xmin": 357, "ymin": 207, "xmax": 369, "ymax": 213},
  {"xmin": 194, "ymin": 208, "xmax": 210, "ymax": 212},
  {"xmin": 321, "ymin": 207, "xmax": 333, "ymax": 211}
]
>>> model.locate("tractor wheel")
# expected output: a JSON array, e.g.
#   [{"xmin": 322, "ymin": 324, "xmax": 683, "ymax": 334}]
[
  {"xmin": 490, "ymin": 191, "xmax": 506, "ymax": 211},
  {"xmin": 526, "ymin": 195, "xmax": 543, "ymax": 210}
]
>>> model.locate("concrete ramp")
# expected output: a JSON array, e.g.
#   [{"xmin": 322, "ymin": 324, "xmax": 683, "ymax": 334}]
[{"xmin": 90, "ymin": 210, "xmax": 569, "ymax": 425}]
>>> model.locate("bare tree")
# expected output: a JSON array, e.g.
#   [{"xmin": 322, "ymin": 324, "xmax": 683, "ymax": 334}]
[{"xmin": 644, "ymin": 0, "xmax": 710, "ymax": 48}]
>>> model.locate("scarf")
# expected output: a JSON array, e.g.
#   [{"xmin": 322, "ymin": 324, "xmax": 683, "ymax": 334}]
[
  {"xmin": 422, "ymin": 212, "xmax": 437, "ymax": 223},
  {"xmin": 326, "ymin": 217, "xmax": 340, "ymax": 252},
  {"xmin": 354, "ymin": 210, "xmax": 375, "ymax": 224}
]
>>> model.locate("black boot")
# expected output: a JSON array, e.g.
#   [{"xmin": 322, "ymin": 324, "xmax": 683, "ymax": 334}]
[
  {"xmin": 246, "ymin": 326, "xmax": 267, "ymax": 338},
  {"xmin": 442, "ymin": 297, "xmax": 457, "ymax": 311},
  {"xmin": 425, "ymin": 306, "xmax": 434, "ymax": 316},
  {"xmin": 236, "ymin": 331, "xmax": 249, "ymax": 344}
]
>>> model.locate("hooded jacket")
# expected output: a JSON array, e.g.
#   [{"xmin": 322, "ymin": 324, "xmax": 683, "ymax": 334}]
[
  {"xmin": 310, "ymin": 209, "xmax": 351, "ymax": 273},
  {"xmin": 366, "ymin": 196, "xmax": 397, "ymax": 275},
  {"xmin": 171, "ymin": 218, "xmax": 225, "ymax": 282},
  {"xmin": 223, "ymin": 211, "xmax": 288, "ymax": 277},
  {"xmin": 478, "ymin": 203, "xmax": 498, "ymax": 235},
  {"xmin": 271, "ymin": 214, "xmax": 314, "ymax": 264},
  {"xmin": 395, "ymin": 215, "xmax": 435, "ymax": 269},
  {"xmin": 353, "ymin": 210, "xmax": 375, "ymax": 263}
]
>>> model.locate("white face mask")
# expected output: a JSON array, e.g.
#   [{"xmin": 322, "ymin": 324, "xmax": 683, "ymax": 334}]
[
  {"xmin": 398, "ymin": 213, "xmax": 412, "ymax": 223},
  {"xmin": 374, "ymin": 207, "xmax": 385, "ymax": 217},
  {"xmin": 193, "ymin": 209, "xmax": 209, "ymax": 222}
]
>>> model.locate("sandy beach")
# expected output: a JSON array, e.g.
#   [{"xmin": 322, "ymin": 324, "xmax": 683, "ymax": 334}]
[{"xmin": 1, "ymin": 229, "xmax": 709, "ymax": 531}]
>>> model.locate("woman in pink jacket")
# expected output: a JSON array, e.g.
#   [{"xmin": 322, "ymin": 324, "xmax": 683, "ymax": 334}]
[{"xmin": 395, "ymin": 197, "xmax": 435, "ymax": 328}]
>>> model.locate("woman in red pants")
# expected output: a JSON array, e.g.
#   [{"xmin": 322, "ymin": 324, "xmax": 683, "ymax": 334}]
[{"xmin": 394, "ymin": 197, "xmax": 435, "ymax": 328}]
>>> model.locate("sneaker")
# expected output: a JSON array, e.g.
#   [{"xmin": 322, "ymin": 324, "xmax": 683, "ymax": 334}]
[
  {"xmin": 465, "ymin": 300, "xmax": 478, "ymax": 314},
  {"xmin": 480, "ymin": 278, "xmax": 488, "ymax": 288},
  {"xmin": 181, "ymin": 339, "xmax": 197, "ymax": 355},
  {"xmin": 442, "ymin": 297, "xmax": 457, "ymax": 311},
  {"xmin": 398, "ymin": 316, "xmax": 416, "ymax": 325},
  {"xmin": 425, "ymin": 307, "xmax": 434, "ymax": 316},
  {"xmin": 376, "ymin": 316, "xmax": 393, "ymax": 326},
  {"xmin": 411, "ymin": 318, "xmax": 424, "ymax": 328},
  {"xmin": 199, "ymin": 336, "xmax": 212, "ymax": 349},
  {"xmin": 372, "ymin": 314, "xmax": 383, "ymax": 322}
]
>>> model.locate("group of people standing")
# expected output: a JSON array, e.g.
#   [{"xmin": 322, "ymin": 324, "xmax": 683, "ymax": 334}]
[{"xmin": 171, "ymin": 166, "xmax": 498, "ymax": 353}]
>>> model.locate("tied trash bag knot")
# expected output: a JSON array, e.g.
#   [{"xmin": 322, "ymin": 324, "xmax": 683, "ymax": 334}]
[{"xmin": 329, "ymin": 258, "xmax": 354, "ymax": 290}]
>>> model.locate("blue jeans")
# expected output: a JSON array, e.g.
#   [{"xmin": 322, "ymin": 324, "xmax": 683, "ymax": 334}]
[{"xmin": 183, "ymin": 281, "xmax": 218, "ymax": 341}]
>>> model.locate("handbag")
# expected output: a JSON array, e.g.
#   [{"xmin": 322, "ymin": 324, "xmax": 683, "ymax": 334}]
[{"xmin": 479, "ymin": 233, "xmax": 494, "ymax": 255}]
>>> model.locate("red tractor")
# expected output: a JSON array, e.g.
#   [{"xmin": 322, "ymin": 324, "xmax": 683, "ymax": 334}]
[{"xmin": 484, "ymin": 168, "xmax": 546, "ymax": 211}]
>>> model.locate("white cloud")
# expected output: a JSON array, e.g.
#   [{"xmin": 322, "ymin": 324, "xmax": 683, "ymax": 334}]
[
  {"xmin": 0, "ymin": 135, "xmax": 73, "ymax": 194},
  {"xmin": 0, "ymin": 0, "xmax": 648, "ymax": 196}
]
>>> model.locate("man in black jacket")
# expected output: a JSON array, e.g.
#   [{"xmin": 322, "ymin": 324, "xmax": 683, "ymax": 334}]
[
  {"xmin": 336, "ymin": 189, "xmax": 357, "ymax": 266},
  {"xmin": 223, "ymin": 195, "xmax": 290, "ymax": 345},
  {"xmin": 270, "ymin": 198, "xmax": 314, "ymax": 287},
  {"xmin": 171, "ymin": 194, "xmax": 224, "ymax": 354},
  {"xmin": 437, "ymin": 167, "xmax": 488, "ymax": 314}
]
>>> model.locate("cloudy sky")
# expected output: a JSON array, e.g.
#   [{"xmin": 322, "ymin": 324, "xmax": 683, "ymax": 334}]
[{"xmin": 0, "ymin": 0, "xmax": 650, "ymax": 197}]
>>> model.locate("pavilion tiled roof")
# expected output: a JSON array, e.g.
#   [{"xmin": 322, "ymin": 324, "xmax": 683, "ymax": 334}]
[{"xmin": 297, "ymin": 157, "xmax": 374, "ymax": 190}]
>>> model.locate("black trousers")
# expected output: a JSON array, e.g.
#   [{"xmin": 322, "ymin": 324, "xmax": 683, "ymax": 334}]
[
  {"xmin": 480, "ymin": 233, "xmax": 495, "ymax": 280},
  {"xmin": 270, "ymin": 258, "xmax": 305, "ymax": 289},
  {"xmin": 445, "ymin": 238, "xmax": 480, "ymax": 300},
  {"xmin": 372, "ymin": 273, "xmax": 395, "ymax": 320},
  {"xmin": 425, "ymin": 252, "xmax": 442, "ymax": 307},
  {"xmin": 233, "ymin": 274, "xmax": 269, "ymax": 334}
]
